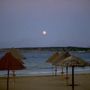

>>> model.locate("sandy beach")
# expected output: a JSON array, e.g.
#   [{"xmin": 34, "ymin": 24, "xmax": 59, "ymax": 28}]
[{"xmin": 0, "ymin": 73, "xmax": 90, "ymax": 90}]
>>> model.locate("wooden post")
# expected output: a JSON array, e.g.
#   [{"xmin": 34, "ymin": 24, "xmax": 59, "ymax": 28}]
[
  {"xmin": 13, "ymin": 70, "xmax": 16, "ymax": 90},
  {"xmin": 7, "ymin": 69, "xmax": 9, "ymax": 90},
  {"xmin": 52, "ymin": 66, "xmax": 54, "ymax": 76},
  {"xmin": 66, "ymin": 66, "xmax": 69, "ymax": 85},
  {"xmin": 72, "ymin": 66, "xmax": 74, "ymax": 90},
  {"xmin": 61, "ymin": 66, "xmax": 64, "ymax": 75},
  {"xmin": 55, "ymin": 65, "xmax": 57, "ymax": 76}
]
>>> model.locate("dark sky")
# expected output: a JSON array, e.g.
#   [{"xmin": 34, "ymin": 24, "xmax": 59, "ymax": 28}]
[{"xmin": 0, "ymin": 0, "xmax": 90, "ymax": 48}]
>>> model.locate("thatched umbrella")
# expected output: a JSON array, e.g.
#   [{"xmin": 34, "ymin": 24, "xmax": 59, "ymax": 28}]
[
  {"xmin": 47, "ymin": 52, "xmax": 59, "ymax": 63},
  {"xmin": 9, "ymin": 48, "xmax": 25, "ymax": 88},
  {"xmin": 0, "ymin": 52, "xmax": 25, "ymax": 90},
  {"xmin": 59, "ymin": 55, "xmax": 90, "ymax": 90},
  {"xmin": 53, "ymin": 51, "xmax": 71, "ymax": 77},
  {"xmin": 9, "ymin": 48, "xmax": 25, "ymax": 76},
  {"xmin": 9, "ymin": 48, "xmax": 25, "ymax": 61},
  {"xmin": 46, "ymin": 51, "xmax": 71, "ymax": 76},
  {"xmin": 46, "ymin": 52, "xmax": 60, "ymax": 76}
]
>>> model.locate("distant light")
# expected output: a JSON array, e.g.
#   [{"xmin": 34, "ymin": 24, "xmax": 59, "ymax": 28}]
[{"xmin": 42, "ymin": 30, "xmax": 47, "ymax": 36}]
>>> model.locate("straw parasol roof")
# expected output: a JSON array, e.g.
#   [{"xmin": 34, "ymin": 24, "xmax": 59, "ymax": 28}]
[
  {"xmin": 47, "ymin": 51, "xmax": 71, "ymax": 65},
  {"xmin": 46, "ymin": 52, "xmax": 60, "ymax": 64},
  {"xmin": 59, "ymin": 55, "xmax": 90, "ymax": 67},
  {"xmin": 0, "ymin": 52, "xmax": 25, "ymax": 90},
  {"xmin": 52, "ymin": 51, "xmax": 71, "ymax": 65},
  {"xmin": 0, "ymin": 52, "xmax": 25, "ymax": 70},
  {"xmin": 9, "ymin": 48, "xmax": 25, "ymax": 63}
]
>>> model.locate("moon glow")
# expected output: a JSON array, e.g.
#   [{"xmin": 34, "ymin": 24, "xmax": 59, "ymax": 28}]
[{"xmin": 42, "ymin": 30, "xmax": 47, "ymax": 36}]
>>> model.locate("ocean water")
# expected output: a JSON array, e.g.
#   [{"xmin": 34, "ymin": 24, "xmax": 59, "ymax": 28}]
[{"xmin": 0, "ymin": 50, "xmax": 90, "ymax": 76}]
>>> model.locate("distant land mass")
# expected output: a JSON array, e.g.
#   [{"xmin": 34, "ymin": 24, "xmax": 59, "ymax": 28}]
[{"xmin": 0, "ymin": 46, "xmax": 90, "ymax": 52}]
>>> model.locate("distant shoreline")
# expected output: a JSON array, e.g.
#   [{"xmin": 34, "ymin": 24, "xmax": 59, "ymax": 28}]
[{"xmin": 0, "ymin": 46, "xmax": 90, "ymax": 52}]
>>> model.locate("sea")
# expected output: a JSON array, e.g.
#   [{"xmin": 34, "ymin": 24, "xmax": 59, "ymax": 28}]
[{"xmin": 0, "ymin": 50, "xmax": 90, "ymax": 77}]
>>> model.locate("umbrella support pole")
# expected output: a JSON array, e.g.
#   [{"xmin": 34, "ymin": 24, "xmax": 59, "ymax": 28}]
[
  {"xmin": 13, "ymin": 70, "xmax": 15, "ymax": 90},
  {"xmin": 55, "ymin": 65, "xmax": 57, "ymax": 76},
  {"xmin": 72, "ymin": 66, "xmax": 74, "ymax": 90},
  {"xmin": 66, "ymin": 66, "xmax": 69, "ymax": 85},
  {"xmin": 52, "ymin": 66, "xmax": 54, "ymax": 76},
  {"xmin": 7, "ymin": 69, "xmax": 9, "ymax": 90},
  {"xmin": 68, "ymin": 66, "xmax": 78, "ymax": 87},
  {"xmin": 66, "ymin": 66, "xmax": 68, "ymax": 78},
  {"xmin": 61, "ymin": 66, "xmax": 64, "ymax": 75}
]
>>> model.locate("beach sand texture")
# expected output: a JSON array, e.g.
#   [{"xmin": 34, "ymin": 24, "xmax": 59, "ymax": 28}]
[{"xmin": 0, "ymin": 74, "xmax": 90, "ymax": 90}]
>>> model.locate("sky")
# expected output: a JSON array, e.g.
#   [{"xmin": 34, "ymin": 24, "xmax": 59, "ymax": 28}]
[{"xmin": 0, "ymin": 0, "xmax": 90, "ymax": 48}]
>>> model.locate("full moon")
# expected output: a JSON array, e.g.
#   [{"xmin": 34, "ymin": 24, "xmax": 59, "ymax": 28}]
[{"xmin": 42, "ymin": 30, "xmax": 47, "ymax": 36}]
